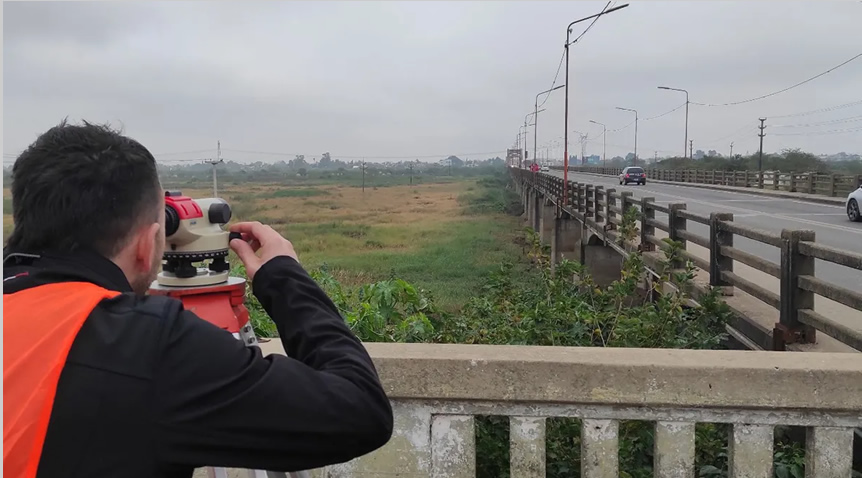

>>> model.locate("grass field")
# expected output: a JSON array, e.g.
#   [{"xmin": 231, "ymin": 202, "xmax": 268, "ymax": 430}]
[{"xmin": 3, "ymin": 171, "xmax": 524, "ymax": 310}]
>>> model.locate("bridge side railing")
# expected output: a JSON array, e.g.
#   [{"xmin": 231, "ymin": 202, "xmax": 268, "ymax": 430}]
[
  {"xmin": 219, "ymin": 343, "xmax": 862, "ymax": 477},
  {"xmin": 549, "ymin": 165, "xmax": 862, "ymax": 198},
  {"xmin": 513, "ymin": 168, "xmax": 862, "ymax": 352}
]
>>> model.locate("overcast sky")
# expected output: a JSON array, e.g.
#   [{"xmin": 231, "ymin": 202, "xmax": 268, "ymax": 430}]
[{"xmin": 3, "ymin": 1, "xmax": 862, "ymax": 165}]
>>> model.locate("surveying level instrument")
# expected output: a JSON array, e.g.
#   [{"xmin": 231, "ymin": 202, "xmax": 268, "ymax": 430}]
[{"xmin": 148, "ymin": 191, "xmax": 312, "ymax": 478}]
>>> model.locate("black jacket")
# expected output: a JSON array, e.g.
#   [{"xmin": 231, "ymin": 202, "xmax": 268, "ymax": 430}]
[{"xmin": 2, "ymin": 249, "xmax": 393, "ymax": 477}]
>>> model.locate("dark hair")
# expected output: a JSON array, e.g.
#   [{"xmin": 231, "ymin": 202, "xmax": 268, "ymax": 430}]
[{"xmin": 7, "ymin": 119, "xmax": 162, "ymax": 258}]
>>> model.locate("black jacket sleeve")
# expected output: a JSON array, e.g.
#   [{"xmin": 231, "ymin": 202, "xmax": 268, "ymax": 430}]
[{"xmin": 151, "ymin": 256, "xmax": 393, "ymax": 472}]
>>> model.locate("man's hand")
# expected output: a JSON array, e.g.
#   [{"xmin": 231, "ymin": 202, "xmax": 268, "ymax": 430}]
[{"xmin": 229, "ymin": 221, "xmax": 299, "ymax": 281}]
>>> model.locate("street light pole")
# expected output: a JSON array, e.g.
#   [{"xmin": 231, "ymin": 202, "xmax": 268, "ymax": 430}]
[
  {"xmin": 523, "ymin": 109, "xmax": 544, "ymax": 169},
  {"xmin": 589, "ymin": 120, "xmax": 607, "ymax": 166},
  {"xmin": 564, "ymin": 3, "xmax": 629, "ymax": 203},
  {"xmin": 534, "ymin": 85, "xmax": 565, "ymax": 168},
  {"xmin": 616, "ymin": 107, "xmax": 638, "ymax": 166},
  {"xmin": 658, "ymin": 86, "xmax": 689, "ymax": 159}
]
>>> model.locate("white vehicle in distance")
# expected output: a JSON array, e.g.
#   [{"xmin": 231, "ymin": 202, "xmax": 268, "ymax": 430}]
[
  {"xmin": 847, "ymin": 185, "xmax": 862, "ymax": 222},
  {"xmin": 619, "ymin": 166, "xmax": 646, "ymax": 186},
  {"xmin": 540, "ymin": 165, "xmax": 549, "ymax": 172}
]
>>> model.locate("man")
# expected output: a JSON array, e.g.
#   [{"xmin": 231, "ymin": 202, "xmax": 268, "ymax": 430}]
[{"xmin": 3, "ymin": 120, "xmax": 393, "ymax": 477}]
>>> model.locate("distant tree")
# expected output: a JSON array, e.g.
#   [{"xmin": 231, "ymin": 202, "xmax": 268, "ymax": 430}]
[
  {"xmin": 446, "ymin": 155, "xmax": 464, "ymax": 167},
  {"xmin": 298, "ymin": 167, "xmax": 308, "ymax": 177}
]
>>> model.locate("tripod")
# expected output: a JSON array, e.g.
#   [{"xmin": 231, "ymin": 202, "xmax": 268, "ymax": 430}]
[{"xmin": 149, "ymin": 278, "xmax": 313, "ymax": 478}]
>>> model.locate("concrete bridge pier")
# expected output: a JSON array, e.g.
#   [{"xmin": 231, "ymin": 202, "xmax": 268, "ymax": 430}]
[
  {"xmin": 538, "ymin": 199, "xmax": 555, "ymax": 245},
  {"xmin": 583, "ymin": 232, "xmax": 623, "ymax": 287},
  {"xmin": 551, "ymin": 212, "xmax": 579, "ymax": 268},
  {"xmin": 532, "ymin": 191, "xmax": 542, "ymax": 232}
]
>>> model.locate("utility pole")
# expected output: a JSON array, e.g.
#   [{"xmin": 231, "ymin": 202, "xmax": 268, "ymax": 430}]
[
  {"xmin": 589, "ymin": 120, "xmax": 606, "ymax": 166},
  {"xmin": 362, "ymin": 159, "xmax": 366, "ymax": 193},
  {"xmin": 689, "ymin": 139, "xmax": 693, "ymax": 159},
  {"xmin": 657, "ymin": 86, "xmax": 689, "ymax": 158},
  {"xmin": 616, "ymin": 107, "xmax": 638, "ymax": 166},
  {"xmin": 563, "ymin": 3, "xmax": 629, "ymax": 202},
  {"xmin": 203, "ymin": 140, "xmax": 224, "ymax": 197},
  {"xmin": 758, "ymin": 118, "xmax": 767, "ymax": 172},
  {"xmin": 729, "ymin": 142, "xmax": 734, "ymax": 159},
  {"xmin": 654, "ymin": 151, "xmax": 658, "ymax": 164},
  {"xmin": 535, "ymin": 85, "xmax": 565, "ymax": 169}
]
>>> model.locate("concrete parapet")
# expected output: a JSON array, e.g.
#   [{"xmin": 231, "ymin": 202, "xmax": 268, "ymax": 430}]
[{"xmin": 219, "ymin": 342, "xmax": 862, "ymax": 478}]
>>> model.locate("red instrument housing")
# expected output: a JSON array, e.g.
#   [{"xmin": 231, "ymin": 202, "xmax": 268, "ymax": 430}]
[{"xmin": 165, "ymin": 192, "xmax": 203, "ymax": 219}]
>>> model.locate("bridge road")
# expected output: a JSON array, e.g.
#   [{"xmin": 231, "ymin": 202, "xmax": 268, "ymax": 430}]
[{"xmin": 549, "ymin": 170, "xmax": 862, "ymax": 352}]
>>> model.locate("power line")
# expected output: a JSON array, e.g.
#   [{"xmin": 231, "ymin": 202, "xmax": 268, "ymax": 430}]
[
  {"xmin": 772, "ymin": 126, "xmax": 862, "ymax": 136},
  {"xmin": 152, "ymin": 148, "xmax": 216, "ymax": 156},
  {"xmin": 772, "ymin": 114, "xmax": 862, "ymax": 128},
  {"xmin": 768, "ymin": 99, "xmax": 862, "ymax": 119},
  {"xmin": 690, "ymin": 52, "xmax": 862, "ymax": 107},
  {"xmin": 537, "ymin": 50, "xmax": 567, "ymax": 109},
  {"xmin": 642, "ymin": 102, "xmax": 687, "ymax": 121},
  {"xmin": 569, "ymin": 1, "xmax": 612, "ymax": 46}
]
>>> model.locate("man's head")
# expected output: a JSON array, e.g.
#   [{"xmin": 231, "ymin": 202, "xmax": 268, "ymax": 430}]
[{"xmin": 7, "ymin": 119, "xmax": 165, "ymax": 294}]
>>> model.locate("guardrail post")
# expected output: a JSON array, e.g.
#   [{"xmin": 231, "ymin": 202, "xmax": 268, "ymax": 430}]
[
  {"xmin": 604, "ymin": 188, "xmax": 617, "ymax": 234},
  {"xmin": 585, "ymin": 185, "xmax": 595, "ymax": 220},
  {"xmin": 775, "ymin": 229, "xmax": 817, "ymax": 350},
  {"xmin": 807, "ymin": 174, "xmax": 815, "ymax": 194},
  {"xmin": 744, "ymin": 171, "xmax": 750, "ymax": 188},
  {"xmin": 828, "ymin": 174, "xmax": 837, "ymax": 197},
  {"xmin": 640, "ymin": 197, "xmax": 655, "ymax": 252},
  {"xmin": 709, "ymin": 213, "xmax": 734, "ymax": 295},
  {"xmin": 668, "ymin": 203, "xmax": 687, "ymax": 269},
  {"xmin": 577, "ymin": 184, "xmax": 586, "ymax": 215},
  {"xmin": 594, "ymin": 186, "xmax": 604, "ymax": 224},
  {"xmin": 757, "ymin": 171, "xmax": 764, "ymax": 189},
  {"xmin": 789, "ymin": 172, "xmax": 797, "ymax": 192}
]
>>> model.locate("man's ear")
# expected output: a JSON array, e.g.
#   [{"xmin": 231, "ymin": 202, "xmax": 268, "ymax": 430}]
[{"xmin": 134, "ymin": 222, "xmax": 162, "ymax": 271}]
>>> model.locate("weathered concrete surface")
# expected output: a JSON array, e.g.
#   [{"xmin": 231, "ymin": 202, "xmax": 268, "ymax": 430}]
[
  {"xmin": 235, "ymin": 342, "xmax": 862, "ymax": 477},
  {"xmin": 550, "ymin": 215, "xmax": 579, "ymax": 266},
  {"xmin": 654, "ymin": 421, "xmax": 695, "ymax": 478},
  {"xmin": 805, "ymin": 426, "xmax": 854, "ymax": 477},
  {"xmin": 583, "ymin": 244, "xmax": 623, "ymax": 287},
  {"xmin": 581, "ymin": 419, "xmax": 618, "ymax": 478},
  {"xmin": 431, "ymin": 415, "xmax": 474, "ymax": 478},
  {"xmin": 258, "ymin": 341, "xmax": 862, "ymax": 411},
  {"xmin": 538, "ymin": 201, "xmax": 555, "ymax": 245},
  {"xmin": 509, "ymin": 417, "xmax": 545, "ymax": 478},
  {"xmin": 729, "ymin": 424, "xmax": 773, "ymax": 478}
]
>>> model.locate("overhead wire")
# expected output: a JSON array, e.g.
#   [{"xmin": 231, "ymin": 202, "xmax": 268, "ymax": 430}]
[
  {"xmin": 772, "ymin": 115, "xmax": 862, "ymax": 128},
  {"xmin": 772, "ymin": 126, "xmax": 862, "ymax": 136},
  {"xmin": 537, "ymin": 1, "xmax": 612, "ymax": 110},
  {"xmin": 768, "ymin": 99, "xmax": 862, "ymax": 119},
  {"xmin": 690, "ymin": 52, "xmax": 862, "ymax": 107}
]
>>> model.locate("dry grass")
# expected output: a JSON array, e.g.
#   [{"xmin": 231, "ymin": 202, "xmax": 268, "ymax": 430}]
[{"xmin": 2, "ymin": 179, "xmax": 523, "ymax": 310}]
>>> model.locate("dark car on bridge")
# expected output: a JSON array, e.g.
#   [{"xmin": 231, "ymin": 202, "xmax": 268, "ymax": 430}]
[{"xmin": 619, "ymin": 166, "xmax": 646, "ymax": 186}]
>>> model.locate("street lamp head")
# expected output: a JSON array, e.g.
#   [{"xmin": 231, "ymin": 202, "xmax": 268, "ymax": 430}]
[{"xmin": 657, "ymin": 86, "xmax": 670, "ymax": 90}]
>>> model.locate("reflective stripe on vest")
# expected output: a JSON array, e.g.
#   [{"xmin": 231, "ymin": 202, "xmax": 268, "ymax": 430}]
[{"xmin": 3, "ymin": 282, "xmax": 121, "ymax": 478}]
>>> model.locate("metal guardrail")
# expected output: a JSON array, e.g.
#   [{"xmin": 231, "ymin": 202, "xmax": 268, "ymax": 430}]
[
  {"xmin": 550, "ymin": 166, "xmax": 862, "ymax": 198},
  {"xmin": 513, "ymin": 168, "xmax": 862, "ymax": 352}
]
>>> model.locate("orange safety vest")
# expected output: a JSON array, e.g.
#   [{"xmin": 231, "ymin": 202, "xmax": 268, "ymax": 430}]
[{"xmin": 3, "ymin": 282, "xmax": 121, "ymax": 478}]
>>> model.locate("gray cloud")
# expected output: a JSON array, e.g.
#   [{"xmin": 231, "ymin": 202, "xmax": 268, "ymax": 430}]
[{"xmin": 4, "ymin": 1, "xmax": 861, "ymax": 164}]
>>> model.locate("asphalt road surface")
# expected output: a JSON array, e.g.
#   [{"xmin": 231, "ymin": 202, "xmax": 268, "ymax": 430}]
[{"xmin": 549, "ymin": 170, "xmax": 862, "ymax": 304}]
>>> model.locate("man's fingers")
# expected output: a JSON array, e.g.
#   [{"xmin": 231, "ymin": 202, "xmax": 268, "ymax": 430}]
[
  {"xmin": 230, "ymin": 221, "xmax": 279, "ymax": 246},
  {"xmin": 230, "ymin": 237, "xmax": 261, "ymax": 277}
]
